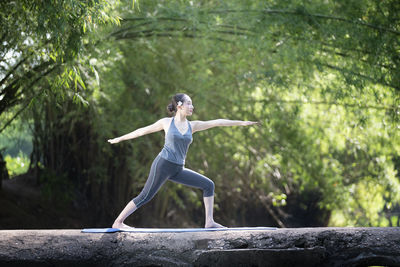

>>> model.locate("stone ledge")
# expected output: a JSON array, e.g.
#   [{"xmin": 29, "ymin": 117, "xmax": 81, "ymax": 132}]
[{"xmin": 1, "ymin": 227, "xmax": 399, "ymax": 266}]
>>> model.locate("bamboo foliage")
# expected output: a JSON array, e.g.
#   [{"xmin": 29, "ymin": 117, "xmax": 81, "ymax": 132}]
[{"xmin": 1, "ymin": 0, "xmax": 399, "ymax": 227}]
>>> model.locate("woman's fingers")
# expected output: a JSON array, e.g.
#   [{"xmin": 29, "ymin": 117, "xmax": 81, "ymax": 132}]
[
  {"xmin": 242, "ymin": 121, "xmax": 257, "ymax": 126},
  {"xmin": 108, "ymin": 138, "xmax": 119, "ymax": 144},
  {"xmin": 246, "ymin": 121, "xmax": 261, "ymax": 126}
]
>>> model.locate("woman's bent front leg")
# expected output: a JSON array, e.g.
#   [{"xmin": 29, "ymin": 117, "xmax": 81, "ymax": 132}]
[{"xmin": 169, "ymin": 168, "xmax": 225, "ymax": 228}]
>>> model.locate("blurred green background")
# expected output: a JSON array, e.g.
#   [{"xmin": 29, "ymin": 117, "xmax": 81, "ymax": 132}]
[{"xmin": 0, "ymin": 0, "xmax": 399, "ymax": 229}]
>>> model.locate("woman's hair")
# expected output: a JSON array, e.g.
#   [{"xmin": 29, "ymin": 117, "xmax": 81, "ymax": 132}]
[{"xmin": 167, "ymin": 93, "xmax": 186, "ymax": 114}]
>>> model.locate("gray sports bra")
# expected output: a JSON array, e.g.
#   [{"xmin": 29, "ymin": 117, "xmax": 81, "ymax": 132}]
[{"xmin": 159, "ymin": 117, "xmax": 193, "ymax": 165}]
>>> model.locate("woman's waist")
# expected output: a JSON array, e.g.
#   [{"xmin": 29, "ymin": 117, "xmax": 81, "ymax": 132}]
[{"xmin": 159, "ymin": 147, "xmax": 186, "ymax": 165}]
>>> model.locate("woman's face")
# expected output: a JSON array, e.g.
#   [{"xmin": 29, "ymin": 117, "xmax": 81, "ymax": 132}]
[{"xmin": 179, "ymin": 95, "xmax": 194, "ymax": 116}]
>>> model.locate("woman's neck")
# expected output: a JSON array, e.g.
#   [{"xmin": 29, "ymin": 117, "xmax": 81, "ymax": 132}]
[{"xmin": 174, "ymin": 112, "xmax": 187, "ymax": 122}]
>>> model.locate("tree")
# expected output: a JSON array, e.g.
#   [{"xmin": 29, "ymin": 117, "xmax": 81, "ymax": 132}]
[
  {"xmin": 0, "ymin": 0, "xmax": 120, "ymax": 133},
  {"xmin": 3, "ymin": 0, "xmax": 399, "ymax": 228},
  {"xmin": 93, "ymin": 0, "xmax": 399, "ymax": 227}
]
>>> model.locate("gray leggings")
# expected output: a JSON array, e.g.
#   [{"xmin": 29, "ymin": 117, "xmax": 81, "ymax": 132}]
[{"xmin": 133, "ymin": 154, "xmax": 215, "ymax": 209}]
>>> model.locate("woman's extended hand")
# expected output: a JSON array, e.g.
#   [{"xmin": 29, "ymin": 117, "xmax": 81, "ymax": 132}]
[
  {"xmin": 108, "ymin": 137, "xmax": 121, "ymax": 144},
  {"xmin": 242, "ymin": 121, "xmax": 260, "ymax": 126}
]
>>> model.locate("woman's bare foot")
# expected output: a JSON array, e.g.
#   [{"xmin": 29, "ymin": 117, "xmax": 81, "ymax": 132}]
[
  {"xmin": 205, "ymin": 221, "xmax": 226, "ymax": 228},
  {"xmin": 112, "ymin": 222, "xmax": 135, "ymax": 229}
]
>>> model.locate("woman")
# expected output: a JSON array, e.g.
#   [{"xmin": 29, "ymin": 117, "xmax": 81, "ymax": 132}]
[{"xmin": 108, "ymin": 93, "xmax": 258, "ymax": 229}]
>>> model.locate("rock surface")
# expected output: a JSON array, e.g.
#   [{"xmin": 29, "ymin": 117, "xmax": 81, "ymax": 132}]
[{"xmin": 1, "ymin": 227, "xmax": 399, "ymax": 266}]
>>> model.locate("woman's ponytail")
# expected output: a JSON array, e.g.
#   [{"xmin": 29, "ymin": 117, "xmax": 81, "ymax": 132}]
[{"xmin": 166, "ymin": 93, "xmax": 186, "ymax": 114}]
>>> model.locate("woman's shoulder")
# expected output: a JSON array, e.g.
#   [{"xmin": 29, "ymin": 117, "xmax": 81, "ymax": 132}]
[
  {"xmin": 165, "ymin": 117, "xmax": 174, "ymax": 123},
  {"xmin": 158, "ymin": 117, "xmax": 173, "ymax": 122},
  {"xmin": 158, "ymin": 117, "xmax": 173, "ymax": 130}
]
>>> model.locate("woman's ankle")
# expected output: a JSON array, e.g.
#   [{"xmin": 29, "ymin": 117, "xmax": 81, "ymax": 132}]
[
  {"xmin": 205, "ymin": 221, "xmax": 225, "ymax": 228},
  {"xmin": 112, "ymin": 221, "xmax": 123, "ymax": 228}
]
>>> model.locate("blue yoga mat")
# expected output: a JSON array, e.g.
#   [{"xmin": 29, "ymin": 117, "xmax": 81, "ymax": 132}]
[{"xmin": 81, "ymin": 227, "xmax": 277, "ymax": 233}]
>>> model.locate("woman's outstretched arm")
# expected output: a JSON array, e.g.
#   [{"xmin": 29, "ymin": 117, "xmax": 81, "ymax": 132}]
[
  {"xmin": 108, "ymin": 118, "xmax": 167, "ymax": 144},
  {"xmin": 191, "ymin": 119, "xmax": 259, "ymax": 133}
]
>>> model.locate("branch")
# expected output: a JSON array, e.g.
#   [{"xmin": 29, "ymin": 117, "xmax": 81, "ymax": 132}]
[
  {"xmin": 318, "ymin": 62, "xmax": 399, "ymax": 91},
  {"xmin": 0, "ymin": 101, "xmax": 29, "ymax": 134},
  {"xmin": 206, "ymin": 9, "xmax": 400, "ymax": 36},
  {"xmin": 320, "ymin": 47, "xmax": 396, "ymax": 71},
  {"xmin": 111, "ymin": 26, "xmax": 252, "ymax": 40},
  {"xmin": 113, "ymin": 31, "xmax": 232, "ymax": 43},
  {"xmin": 0, "ymin": 61, "xmax": 57, "ymax": 116},
  {"xmin": 0, "ymin": 55, "xmax": 30, "ymax": 88},
  {"xmin": 265, "ymin": 35, "xmax": 397, "ymax": 71},
  {"xmin": 121, "ymin": 16, "xmax": 253, "ymax": 32},
  {"xmin": 258, "ymin": 194, "xmax": 286, "ymax": 228},
  {"xmin": 290, "ymin": 37, "xmax": 397, "ymax": 68},
  {"xmin": 255, "ymin": 98, "xmax": 398, "ymax": 111},
  {"xmin": 116, "ymin": 15, "xmax": 397, "ymax": 63}
]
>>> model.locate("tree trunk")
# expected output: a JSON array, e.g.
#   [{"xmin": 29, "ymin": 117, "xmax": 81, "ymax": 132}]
[
  {"xmin": 0, "ymin": 152, "xmax": 9, "ymax": 190},
  {"xmin": 0, "ymin": 227, "xmax": 399, "ymax": 266}
]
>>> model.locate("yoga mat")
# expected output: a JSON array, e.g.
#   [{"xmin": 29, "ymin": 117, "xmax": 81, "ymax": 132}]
[{"xmin": 81, "ymin": 227, "xmax": 277, "ymax": 233}]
